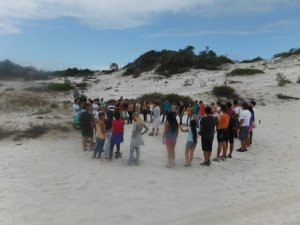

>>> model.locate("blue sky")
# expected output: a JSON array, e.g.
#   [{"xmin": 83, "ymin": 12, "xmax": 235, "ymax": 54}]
[{"xmin": 0, "ymin": 0, "xmax": 299, "ymax": 70}]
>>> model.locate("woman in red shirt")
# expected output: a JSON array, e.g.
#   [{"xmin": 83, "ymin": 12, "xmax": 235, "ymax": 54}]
[{"xmin": 109, "ymin": 111, "xmax": 125, "ymax": 159}]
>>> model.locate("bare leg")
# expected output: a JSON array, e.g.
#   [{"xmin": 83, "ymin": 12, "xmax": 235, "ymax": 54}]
[{"xmin": 189, "ymin": 148, "xmax": 196, "ymax": 165}]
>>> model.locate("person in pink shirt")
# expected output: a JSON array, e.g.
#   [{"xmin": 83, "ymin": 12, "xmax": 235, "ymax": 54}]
[{"xmin": 109, "ymin": 111, "xmax": 125, "ymax": 159}]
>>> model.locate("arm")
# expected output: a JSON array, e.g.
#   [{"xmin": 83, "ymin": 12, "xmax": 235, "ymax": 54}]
[
  {"xmin": 179, "ymin": 125, "xmax": 188, "ymax": 133},
  {"xmin": 141, "ymin": 124, "xmax": 149, "ymax": 135},
  {"xmin": 162, "ymin": 122, "xmax": 169, "ymax": 144},
  {"xmin": 100, "ymin": 121, "xmax": 105, "ymax": 134}
]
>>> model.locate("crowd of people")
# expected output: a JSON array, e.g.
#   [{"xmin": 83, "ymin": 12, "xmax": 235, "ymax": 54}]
[{"xmin": 72, "ymin": 91, "xmax": 257, "ymax": 167}]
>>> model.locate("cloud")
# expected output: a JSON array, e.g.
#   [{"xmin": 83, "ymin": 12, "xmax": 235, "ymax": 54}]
[{"xmin": 0, "ymin": 0, "xmax": 299, "ymax": 34}]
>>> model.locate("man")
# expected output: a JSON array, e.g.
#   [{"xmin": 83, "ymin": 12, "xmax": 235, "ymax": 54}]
[
  {"xmin": 161, "ymin": 99, "xmax": 171, "ymax": 123},
  {"xmin": 198, "ymin": 101, "xmax": 206, "ymax": 124},
  {"xmin": 200, "ymin": 107, "xmax": 216, "ymax": 166},
  {"xmin": 226, "ymin": 101, "xmax": 238, "ymax": 158},
  {"xmin": 80, "ymin": 103, "xmax": 95, "ymax": 151},
  {"xmin": 192, "ymin": 100, "xmax": 199, "ymax": 121},
  {"xmin": 149, "ymin": 102, "xmax": 161, "ymax": 136},
  {"xmin": 213, "ymin": 104, "xmax": 230, "ymax": 162},
  {"xmin": 237, "ymin": 102, "xmax": 252, "ymax": 152}
]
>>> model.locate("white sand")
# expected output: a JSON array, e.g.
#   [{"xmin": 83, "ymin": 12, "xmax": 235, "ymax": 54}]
[{"xmin": 0, "ymin": 57, "xmax": 300, "ymax": 225}]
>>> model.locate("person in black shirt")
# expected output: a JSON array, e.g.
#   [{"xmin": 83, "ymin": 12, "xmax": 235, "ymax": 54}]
[
  {"xmin": 80, "ymin": 104, "xmax": 95, "ymax": 151},
  {"xmin": 199, "ymin": 107, "xmax": 216, "ymax": 166}
]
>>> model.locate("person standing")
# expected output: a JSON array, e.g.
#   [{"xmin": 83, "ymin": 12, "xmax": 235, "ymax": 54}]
[
  {"xmin": 199, "ymin": 107, "xmax": 216, "ymax": 166},
  {"xmin": 186, "ymin": 103, "xmax": 193, "ymax": 126},
  {"xmin": 104, "ymin": 110, "xmax": 113, "ymax": 159},
  {"xmin": 226, "ymin": 101, "xmax": 239, "ymax": 158},
  {"xmin": 237, "ymin": 103, "xmax": 252, "ymax": 152},
  {"xmin": 110, "ymin": 112, "xmax": 125, "ymax": 159},
  {"xmin": 179, "ymin": 120, "xmax": 199, "ymax": 167},
  {"xmin": 127, "ymin": 101, "xmax": 134, "ymax": 124},
  {"xmin": 142, "ymin": 101, "xmax": 149, "ymax": 122},
  {"xmin": 178, "ymin": 101, "xmax": 185, "ymax": 125},
  {"xmin": 213, "ymin": 105, "xmax": 230, "ymax": 162},
  {"xmin": 128, "ymin": 114, "xmax": 149, "ymax": 165},
  {"xmin": 161, "ymin": 99, "xmax": 171, "ymax": 123},
  {"xmin": 163, "ymin": 112, "xmax": 179, "ymax": 167},
  {"xmin": 93, "ymin": 112, "xmax": 106, "ymax": 159},
  {"xmin": 80, "ymin": 103, "xmax": 95, "ymax": 151},
  {"xmin": 149, "ymin": 102, "xmax": 161, "ymax": 136},
  {"xmin": 192, "ymin": 100, "xmax": 199, "ymax": 121}
]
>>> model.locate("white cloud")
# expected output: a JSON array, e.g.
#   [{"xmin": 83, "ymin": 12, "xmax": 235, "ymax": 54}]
[{"xmin": 0, "ymin": 0, "xmax": 298, "ymax": 34}]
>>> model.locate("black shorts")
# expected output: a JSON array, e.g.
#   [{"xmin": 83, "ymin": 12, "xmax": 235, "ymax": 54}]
[
  {"xmin": 227, "ymin": 130, "xmax": 236, "ymax": 144},
  {"xmin": 81, "ymin": 126, "xmax": 94, "ymax": 137},
  {"xmin": 217, "ymin": 129, "xmax": 229, "ymax": 142},
  {"xmin": 201, "ymin": 138, "xmax": 213, "ymax": 152}
]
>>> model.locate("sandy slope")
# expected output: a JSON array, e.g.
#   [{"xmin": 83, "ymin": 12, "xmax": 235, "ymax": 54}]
[{"xmin": 0, "ymin": 57, "xmax": 300, "ymax": 225}]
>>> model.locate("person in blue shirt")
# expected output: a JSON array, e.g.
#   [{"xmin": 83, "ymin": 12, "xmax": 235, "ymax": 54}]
[
  {"xmin": 192, "ymin": 100, "xmax": 200, "ymax": 121},
  {"xmin": 161, "ymin": 99, "xmax": 171, "ymax": 123}
]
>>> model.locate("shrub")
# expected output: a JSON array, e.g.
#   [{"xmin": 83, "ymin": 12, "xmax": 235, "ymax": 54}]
[
  {"xmin": 273, "ymin": 48, "xmax": 300, "ymax": 58},
  {"xmin": 228, "ymin": 68, "xmax": 264, "ymax": 76},
  {"xmin": 297, "ymin": 76, "xmax": 300, "ymax": 84},
  {"xmin": 0, "ymin": 128, "xmax": 14, "ymax": 140},
  {"xmin": 137, "ymin": 92, "xmax": 193, "ymax": 107},
  {"xmin": 276, "ymin": 94, "xmax": 299, "ymax": 100},
  {"xmin": 48, "ymin": 81, "xmax": 74, "ymax": 91},
  {"xmin": 76, "ymin": 82, "xmax": 89, "ymax": 90},
  {"xmin": 13, "ymin": 124, "xmax": 49, "ymax": 141},
  {"xmin": 276, "ymin": 73, "xmax": 292, "ymax": 86},
  {"xmin": 240, "ymin": 57, "xmax": 264, "ymax": 63},
  {"xmin": 212, "ymin": 85, "xmax": 236, "ymax": 98}
]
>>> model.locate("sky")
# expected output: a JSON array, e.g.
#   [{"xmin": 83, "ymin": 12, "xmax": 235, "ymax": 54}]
[{"xmin": 0, "ymin": 0, "xmax": 300, "ymax": 70}]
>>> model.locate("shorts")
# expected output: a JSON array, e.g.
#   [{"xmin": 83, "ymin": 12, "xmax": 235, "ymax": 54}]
[
  {"xmin": 201, "ymin": 138, "xmax": 213, "ymax": 152},
  {"xmin": 152, "ymin": 118, "xmax": 160, "ymax": 129},
  {"xmin": 227, "ymin": 130, "xmax": 236, "ymax": 144},
  {"xmin": 81, "ymin": 126, "xmax": 94, "ymax": 137},
  {"xmin": 217, "ymin": 129, "xmax": 229, "ymax": 142},
  {"xmin": 185, "ymin": 141, "xmax": 197, "ymax": 150},
  {"xmin": 239, "ymin": 126, "xmax": 249, "ymax": 140}
]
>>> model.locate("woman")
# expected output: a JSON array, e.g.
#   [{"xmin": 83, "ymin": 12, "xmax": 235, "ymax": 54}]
[
  {"xmin": 128, "ymin": 113, "xmax": 149, "ymax": 165},
  {"xmin": 93, "ymin": 112, "xmax": 106, "ymax": 159},
  {"xmin": 110, "ymin": 111, "xmax": 125, "ymax": 159},
  {"xmin": 179, "ymin": 120, "xmax": 199, "ymax": 167},
  {"xmin": 163, "ymin": 112, "xmax": 179, "ymax": 167},
  {"xmin": 142, "ymin": 101, "xmax": 149, "ymax": 122}
]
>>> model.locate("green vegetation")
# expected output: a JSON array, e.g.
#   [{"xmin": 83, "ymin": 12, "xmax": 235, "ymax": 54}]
[
  {"xmin": 276, "ymin": 94, "xmax": 299, "ymax": 100},
  {"xmin": 212, "ymin": 85, "xmax": 236, "ymax": 98},
  {"xmin": 48, "ymin": 81, "xmax": 74, "ymax": 91},
  {"xmin": 138, "ymin": 92, "xmax": 193, "ymax": 107},
  {"xmin": 123, "ymin": 46, "xmax": 233, "ymax": 77},
  {"xmin": 296, "ymin": 76, "xmax": 300, "ymax": 84},
  {"xmin": 276, "ymin": 73, "xmax": 292, "ymax": 87},
  {"xmin": 228, "ymin": 68, "xmax": 264, "ymax": 76},
  {"xmin": 55, "ymin": 68, "xmax": 94, "ymax": 77},
  {"xmin": 273, "ymin": 48, "xmax": 300, "ymax": 58},
  {"xmin": 240, "ymin": 57, "xmax": 264, "ymax": 63}
]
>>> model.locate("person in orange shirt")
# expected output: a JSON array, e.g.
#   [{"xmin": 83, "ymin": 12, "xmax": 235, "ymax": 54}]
[{"xmin": 213, "ymin": 104, "xmax": 230, "ymax": 162}]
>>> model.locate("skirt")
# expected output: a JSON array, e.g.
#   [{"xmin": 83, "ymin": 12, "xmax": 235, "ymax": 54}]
[{"xmin": 111, "ymin": 133, "xmax": 124, "ymax": 145}]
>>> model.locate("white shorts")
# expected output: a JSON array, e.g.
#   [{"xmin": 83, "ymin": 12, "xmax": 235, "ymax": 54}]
[{"xmin": 152, "ymin": 118, "xmax": 160, "ymax": 129}]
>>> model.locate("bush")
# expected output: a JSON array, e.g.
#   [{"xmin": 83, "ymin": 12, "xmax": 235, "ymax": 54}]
[
  {"xmin": 0, "ymin": 128, "xmax": 14, "ymax": 140},
  {"xmin": 76, "ymin": 82, "xmax": 89, "ymax": 90},
  {"xmin": 240, "ymin": 57, "xmax": 264, "ymax": 63},
  {"xmin": 276, "ymin": 73, "xmax": 292, "ymax": 86},
  {"xmin": 13, "ymin": 124, "xmax": 49, "ymax": 141},
  {"xmin": 48, "ymin": 81, "xmax": 74, "ymax": 91},
  {"xmin": 228, "ymin": 68, "xmax": 264, "ymax": 76},
  {"xmin": 297, "ymin": 76, "xmax": 300, "ymax": 84},
  {"xmin": 137, "ymin": 92, "xmax": 193, "ymax": 107},
  {"xmin": 273, "ymin": 48, "xmax": 300, "ymax": 58},
  {"xmin": 276, "ymin": 94, "xmax": 299, "ymax": 100},
  {"xmin": 212, "ymin": 85, "xmax": 236, "ymax": 98}
]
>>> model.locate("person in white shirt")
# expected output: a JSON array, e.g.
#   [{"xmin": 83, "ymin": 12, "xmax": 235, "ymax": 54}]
[
  {"xmin": 232, "ymin": 99, "xmax": 241, "ymax": 117},
  {"xmin": 72, "ymin": 98, "xmax": 81, "ymax": 128},
  {"xmin": 237, "ymin": 102, "xmax": 252, "ymax": 152},
  {"xmin": 149, "ymin": 102, "xmax": 161, "ymax": 136}
]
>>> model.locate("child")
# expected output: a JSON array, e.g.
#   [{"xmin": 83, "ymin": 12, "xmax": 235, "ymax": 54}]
[
  {"xmin": 179, "ymin": 120, "xmax": 199, "ymax": 167},
  {"xmin": 128, "ymin": 113, "xmax": 149, "ymax": 165},
  {"xmin": 110, "ymin": 111, "xmax": 125, "ymax": 159}
]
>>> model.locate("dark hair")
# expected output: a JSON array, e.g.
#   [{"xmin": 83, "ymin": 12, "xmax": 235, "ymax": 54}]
[
  {"xmin": 226, "ymin": 101, "xmax": 232, "ymax": 108},
  {"xmin": 114, "ymin": 111, "xmax": 121, "ymax": 120},
  {"xmin": 233, "ymin": 99, "xmax": 238, "ymax": 105},
  {"xmin": 221, "ymin": 104, "xmax": 228, "ymax": 113},
  {"xmin": 106, "ymin": 110, "xmax": 114, "ymax": 120},
  {"xmin": 166, "ymin": 112, "xmax": 178, "ymax": 133},
  {"xmin": 190, "ymin": 120, "xmax": 197, "ymax": 144},
  {"xmin": 242, "ymin": 102, "xmax": 249, "ymax": 109},
  {"xmin": 205, "ymin": 106, "xmax": 212, "ymax": 114},
  {"xmin": 249, "ymin": 100, "xmax": 256, "ymax": 106},
  {"xmin": 98, "ymin": 112, "xmax": 105, "ymax": 118}
]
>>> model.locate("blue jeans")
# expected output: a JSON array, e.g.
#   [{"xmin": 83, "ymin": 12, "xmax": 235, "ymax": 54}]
[
  {"xmin": 93, "ymin": 137, "xmax": 105, "ymax": 158},
  {"xmin": 128, "ymin": 142, "xmax": 140, "ymax": 165},
  {"xmin": 104, "ymin": 132, "xmax": 112, "ymax": 158}
]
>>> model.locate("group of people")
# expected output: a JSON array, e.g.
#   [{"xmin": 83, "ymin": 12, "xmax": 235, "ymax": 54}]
[{"xmin": 72, "ymin": 92, "xmax": 257, "ymax": 167}]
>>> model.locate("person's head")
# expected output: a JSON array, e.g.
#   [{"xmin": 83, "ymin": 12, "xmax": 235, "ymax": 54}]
[
  {"xmin": 210, "ymin": 102, "xmax": 215, "ymax": 107},
  {"xmin": 216, "ymin": 102, "xmax": 221, "ymax": 107},
  {"xmin": 233, "ymin": 99, "xmax": 239, "ymax": 106},
  {"xmin": 199, "ymin": 101, "xmax": 203, "ymax": 104},
  {"xmin": 114, "ymin": 111, "xmax": 121, "ymax": 120},
  {"xmin": 98, "ymin": 112, "xmax": 105, "ymax": 120},
  {"xmin": 154, "ymin": 101, "xmax": 158, "ymax": 106},
  {"xmin": 226, "ymin": 101, "xmax": 232, "ymax": 109},
  {"xmin": 133, "ymin": 113, "xmax": 144, "ymax": 124},
  {"xmin": 166, "ymin": 111, "xmax": 178, "ymax": 131},
  {"xmin": 220, "ymin": 104, "xmax": 228, "ymax": 113},
  {"xmin": 205, "ymin": 106, "xmax": 212, "ymax": 115},
  {"xmin": 75, "ymin": 98, "xmax": 80, "ymax": 104},
  {"xmin": 249, "ymin": 100, "xmax": 256, "ymax": 107},
  {"xmin": 241, "ymin": 102, "xmax": 249, "ymax": 110},
  {"xmin": 101, "ymin": 98, "xmax": 104, "ymax": 101},
  {"xmin": 194, "ymin": 100, "xmax": 198, "ymax": 104}
]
